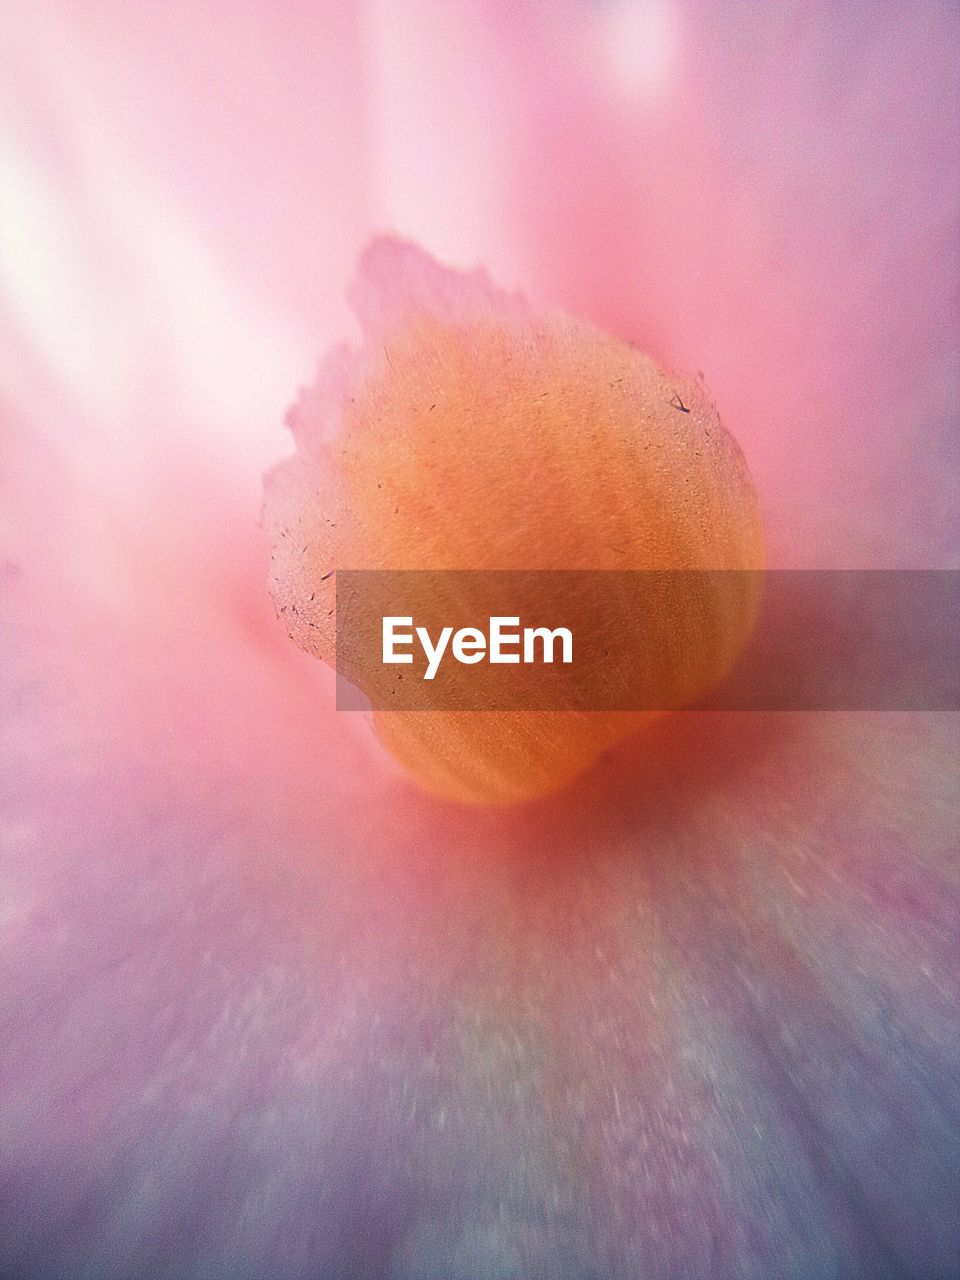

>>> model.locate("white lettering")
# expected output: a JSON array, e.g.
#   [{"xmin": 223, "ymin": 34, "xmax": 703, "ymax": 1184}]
[
  {"xmin": 489, "ymin": 616, "xmax": 521, "ymax": 663},
  {"xmin": 383, "ymin": 617, "xmax": 573, "ymax": 679},
  {"xmin": 452, "ymin": 627, "xmax": 487, "ymax": 664},
  {"xmin": 417, "ymin": 625, "xmax": 453, "ymax": 680},
  {"xmin": 523, "ymin": 626, "xmax": 573, "ymax": 664},
  {"xmin": 383, "ymin": 617, "xmax": 414, "ymax": 664}
]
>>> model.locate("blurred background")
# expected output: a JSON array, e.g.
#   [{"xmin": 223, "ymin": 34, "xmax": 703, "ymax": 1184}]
[{"xmin": 1, "ymin": 3, "xmax": 959, "ymax": 1278}]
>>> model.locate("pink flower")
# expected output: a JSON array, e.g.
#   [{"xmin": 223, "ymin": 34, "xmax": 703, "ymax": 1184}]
[{"xmin": 2, "ymin": 2, "xmax": 957, "ymax": 1277}]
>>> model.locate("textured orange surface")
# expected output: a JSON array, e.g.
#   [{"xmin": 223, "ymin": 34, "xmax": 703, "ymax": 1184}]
[{"xmin": 266, "ymin": 241, "xmax": 763, "ymax": 803}]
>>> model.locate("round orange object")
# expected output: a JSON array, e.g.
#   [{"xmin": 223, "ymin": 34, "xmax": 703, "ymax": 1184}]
[{"xmin": 266, "ymin": 240, "xmax": 763, "ymax": 805}]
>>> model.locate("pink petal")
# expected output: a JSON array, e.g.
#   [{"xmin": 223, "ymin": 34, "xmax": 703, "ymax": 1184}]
[{"xmin": 1, "ymin": 1, "xmax": 958, "ymax": 1277}]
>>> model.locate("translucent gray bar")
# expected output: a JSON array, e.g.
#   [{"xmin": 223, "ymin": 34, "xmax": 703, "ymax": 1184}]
[{"xmin": 334, "ymin": 571, "xmax": 960, "ymax": 712}]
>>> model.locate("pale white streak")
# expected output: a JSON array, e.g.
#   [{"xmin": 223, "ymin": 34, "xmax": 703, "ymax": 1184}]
[
  {"xmin": 0, "ymin": 4, "xmax": 309, "ymax": 481},
  {"xmin": 599, "ymin": 0, "xmax": 678, "ymax": 103},
  {"xmin": 0, "ymin": 133, "xmax": 134, "ymax": 429}
]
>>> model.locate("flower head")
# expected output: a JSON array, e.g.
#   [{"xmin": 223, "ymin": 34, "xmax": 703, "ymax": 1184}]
[{"xmin": 1, "ymin": 3, "xmax": 958, "ymax": 1277}]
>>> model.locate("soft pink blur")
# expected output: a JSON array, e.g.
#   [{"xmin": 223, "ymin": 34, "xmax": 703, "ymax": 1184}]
[{"xmin": 1, "ymin": 2, "xmax": 959, "ymax": 1278}]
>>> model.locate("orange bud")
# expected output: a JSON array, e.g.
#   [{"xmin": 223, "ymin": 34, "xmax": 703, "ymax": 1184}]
[{"xmin": 265, "ymin": 240, "xmax": 763, "ymax": 804}]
